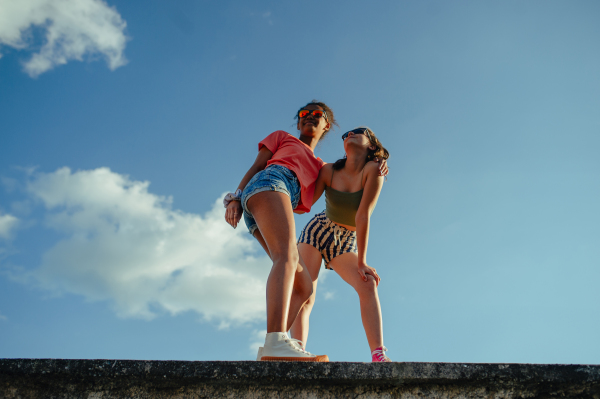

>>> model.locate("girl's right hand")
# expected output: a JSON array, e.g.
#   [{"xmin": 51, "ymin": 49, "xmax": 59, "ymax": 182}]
[
  {"xmin": 225, "ymin": 201, "xmax": 243, "ymax": 228},
  {"xmin": 358, "ymin": 262, "xmax": 381, "ymax": 286}
]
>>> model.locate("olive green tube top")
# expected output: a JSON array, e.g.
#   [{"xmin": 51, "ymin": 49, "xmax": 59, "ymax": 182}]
[{"xmin": 325, "ymin": 186, "xmax": 363, "ymax": 227}]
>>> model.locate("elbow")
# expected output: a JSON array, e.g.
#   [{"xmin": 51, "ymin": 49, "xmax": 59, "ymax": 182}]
[{"xmin": 355, "ymin": 212, "xmax": 369, "ymax": 226}]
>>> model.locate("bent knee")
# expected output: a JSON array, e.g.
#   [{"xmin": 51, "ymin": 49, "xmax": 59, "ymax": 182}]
[
  {"xmin": 295, "ymin": 280, "xmax": 313, "ymax": 302},
  {"xmin": 271, "ymin": 250, "xmax": 300, "ymax": 269},
  {"xmin": 302, "ymin": 292, "xmax": 316, "ymax": 309},
  {"xmin": 357, "ymin": 275, "xmax": 378, "ymax": 296}
]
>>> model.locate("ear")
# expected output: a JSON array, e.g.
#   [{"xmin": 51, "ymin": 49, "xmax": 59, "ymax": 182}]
[
  {"xmin": 368, "ymin": 145, "xmax": 376, "ymax": 151},
  {"xmin": 324, "ymin": 121, "xmax": 331, "ymax": 132}
]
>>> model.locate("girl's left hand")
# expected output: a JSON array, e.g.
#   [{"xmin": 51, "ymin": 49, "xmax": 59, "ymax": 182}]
[
  {"xmin": 225, "ymin": 200, "xmax": 243, "ymax": 228},
  {"xmin": 358, "ymin": 262, "xmax": 381, "ymax": 286}
]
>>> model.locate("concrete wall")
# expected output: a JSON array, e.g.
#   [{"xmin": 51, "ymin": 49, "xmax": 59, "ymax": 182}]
[{"xmin": 1, "ymin": 359, "xmax": 599, "ymax": 398}]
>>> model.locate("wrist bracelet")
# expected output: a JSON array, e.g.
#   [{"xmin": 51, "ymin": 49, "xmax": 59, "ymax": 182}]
[{"xmin": 223, "ymin": 189, "xmax": 243, "ymax": 208}]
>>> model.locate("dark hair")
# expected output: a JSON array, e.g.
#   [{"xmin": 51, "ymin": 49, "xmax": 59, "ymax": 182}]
[
  {"xmin": 295, "ymin": 100, "xmax": 339, "ymax": 141},
  {"xmin": 332, "ymin": 127, "xmax": 390, "ymax": 170}
]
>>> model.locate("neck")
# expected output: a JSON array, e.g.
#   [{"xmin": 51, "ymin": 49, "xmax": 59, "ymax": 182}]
[
  {"xmin": 344, "ymin": 149, "xmax": 368, "ymax": 173},
  {"xmin": 298, "ymin": 134, "xmax": 320, "ymax": 150}
]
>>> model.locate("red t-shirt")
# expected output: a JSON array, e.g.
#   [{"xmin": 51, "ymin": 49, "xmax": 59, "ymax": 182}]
[{"xmin": 259, "ymin": 130, "xmax": 324, "ymax": 214}]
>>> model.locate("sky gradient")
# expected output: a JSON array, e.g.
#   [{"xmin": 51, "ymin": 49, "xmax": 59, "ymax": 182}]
[{"xmin": 1, "ymin": 0, "xmax": 599, "ymax": 363}]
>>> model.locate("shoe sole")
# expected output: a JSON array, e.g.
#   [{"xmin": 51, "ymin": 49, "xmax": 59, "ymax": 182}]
[{"xmin": 260, "ymin": 355, "xmax": 329, "ymax": 362}]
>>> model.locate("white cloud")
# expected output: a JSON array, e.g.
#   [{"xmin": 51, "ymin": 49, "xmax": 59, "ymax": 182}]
[
  {"xmin": 0, "ymin": 212, "xmax": 19, "ymax": 239},
  {"xmin": 249, "ymin": 10, "xmax": 273, "ymax": 25},
  {"xmin": 22, "ymin": 167, "xmax": 270, "ymax": 326},
  {"xmin": 0, "ymin": 0, "xmax": 128, "ymax": 77},
  {"xmin": 249, "ymin": 329, "xmax": 266, "ymax": 354}
]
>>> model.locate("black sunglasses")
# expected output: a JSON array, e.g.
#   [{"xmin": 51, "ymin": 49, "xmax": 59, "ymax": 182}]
[{"xmin": 342, "ymin": 128, "xmax": 371, "ymax": 141}]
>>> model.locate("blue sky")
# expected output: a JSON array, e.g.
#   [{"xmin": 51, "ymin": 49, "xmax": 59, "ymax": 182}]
[{"xmin": 1, "ymin": 0, "xmax": 599, "ymax": 364}]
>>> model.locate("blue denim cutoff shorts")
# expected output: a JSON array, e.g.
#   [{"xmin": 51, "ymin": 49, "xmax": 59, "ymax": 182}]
[{"xmin": 241, "ymin": 164, "xmax": 301, "ymax": 235}]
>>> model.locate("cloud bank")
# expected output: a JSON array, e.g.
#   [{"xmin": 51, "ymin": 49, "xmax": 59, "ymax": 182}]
[
  {"xmin": 0, "ymin": 213, "xmax": 19, "ymax": 239},
  {"xmin": 0, "ymin": 0, "xmax": 128, "ymax": 77},
  {"xmin": 20, "ymin": 167, "xmax": 270, "ymax": 327}
]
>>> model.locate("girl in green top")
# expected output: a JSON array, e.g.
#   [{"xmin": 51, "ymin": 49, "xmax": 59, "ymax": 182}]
[{"xmin": 292, "ymin": 127, "xmax": 392, "ymax": 362}]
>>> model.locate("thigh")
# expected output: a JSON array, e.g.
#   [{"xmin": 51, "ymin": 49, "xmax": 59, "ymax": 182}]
[
  {"xmin": 247, "ymin": 190, "xmax": 297, "ymax": 259},
  {"xmin": 253, "ymin": 229, "xmax": 271, "ymax": 258},
  {"xmin": 297, "ymin": 243, "xmax": 323, "ymax": 282}
]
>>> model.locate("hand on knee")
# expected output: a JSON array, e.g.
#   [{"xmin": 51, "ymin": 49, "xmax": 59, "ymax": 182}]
[{"xmin": 357, "ymin": 275, "xmax": 377, "ymax": 297}]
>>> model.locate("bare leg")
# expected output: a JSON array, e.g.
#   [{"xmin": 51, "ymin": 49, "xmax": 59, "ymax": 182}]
[
  {"xmin": 289, "ymin": 243, "xmax": 323, "ymax": 348},
  {"xmin": 253, "ymin": 230, "xmax": 314, "ymax": 332},
  {"xmin": 247, "ymin": 191, "xmax": 313, "ymax": 333},
  {"xmin": 328, "ymin": 252, "xmax": 384, "ymax": 352},
  {"xmin": 285, "ymin": 253, "xmax": 314, "ymax": 332},
  {"xmin": 252, "ymin": 229, "xmax": 270, "ymax": 256}
]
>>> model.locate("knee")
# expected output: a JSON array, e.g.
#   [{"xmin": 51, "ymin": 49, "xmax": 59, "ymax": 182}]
[
  {"xmin": 303, "ymin": 292, "xmax": 316, "ymax": 311},
  {"xmin": 295, "ymin": 278, "xmax": 313, "ymax": 303},
  {"xmin": 271, "ymin": 249, "xmax": 299, "ymax": 270},
  {"xmin": 357, "ymin": 275, "xmax": 377, "ymax": 297}
]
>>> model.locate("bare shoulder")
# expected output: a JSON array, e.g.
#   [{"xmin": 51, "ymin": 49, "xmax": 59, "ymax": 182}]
[
  {"xmin": 362, "ymin": 162, "xmax": 384, "ymax": 190},
  {"xmin": 364, "ymin": 161, "xmax": 383, "ymax": 177},
  {"xmin": 319, "ymin": 162, "xmax": 334, "ymax": 177}
]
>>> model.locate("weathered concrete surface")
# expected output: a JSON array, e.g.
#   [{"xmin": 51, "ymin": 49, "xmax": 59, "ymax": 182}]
[{"xmin": 1, "ymin": 359, "xmax": 599, "ymax": 399}]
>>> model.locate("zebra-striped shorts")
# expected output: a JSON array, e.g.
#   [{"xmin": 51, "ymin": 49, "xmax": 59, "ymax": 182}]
[{"xmin": 297, "ymin": 212, "xmax": 357, "ymax": 269}]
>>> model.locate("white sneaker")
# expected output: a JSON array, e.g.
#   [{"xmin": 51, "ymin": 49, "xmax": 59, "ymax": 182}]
[
  {"xmin": 256, "ymin": 346, "xmax": 263, "ymax": 361},
  {"xmin": 287, "ymin": 338, "xmax": 315, "ymax": 355},
  {"xmin": 289, "ymin": 338, "xmax": 304, "ymax": 350},
  {"xmin": 260, "ymin": 332, "xmax": 328, "ymax": 362}
]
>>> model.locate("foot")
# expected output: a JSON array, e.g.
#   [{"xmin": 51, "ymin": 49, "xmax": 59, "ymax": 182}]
[
  {"xmin": 260, "ymin": 332, "xmax": 328, "ymax": 362},
  {"xmin": 371, "ymin": 346, "xmax": 392, "ymax": 362},
  {"xmin": 256, "ymin": 346, "xmax": 263, "ymax": 361},
  {"xmin": 288, "ymin": 338, "xmax": 311, "ymax": 353}
]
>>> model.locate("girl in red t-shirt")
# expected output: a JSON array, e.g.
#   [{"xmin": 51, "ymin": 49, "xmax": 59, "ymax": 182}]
[{"xmin": 224, "ymin": 101, "xmax": 336, "ymax": 362}]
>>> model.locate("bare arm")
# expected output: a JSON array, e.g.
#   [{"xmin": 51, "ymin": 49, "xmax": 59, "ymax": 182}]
[
  {"xmin": 225, "ymin": 146, "xmax": 273, "ymax": 228},
  {"xmin": 236, "ymin": 146, "xmax": 273, "ymax": 191},
  {"xmin": 311, "ymin": 163, "xmax": 332, "ymax": 205},
  {"xmin": 354, "ymin": 162, "xmax": 384, "ymax": 284}
]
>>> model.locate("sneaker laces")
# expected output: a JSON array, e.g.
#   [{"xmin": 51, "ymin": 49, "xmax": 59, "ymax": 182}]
[
  {"xmin": 286, "ymin": 338, "xmax": 314, "ymax": 356},
  {"xmin": 371, "ymin": 346, "xmax": 392, "ymax": 362}
]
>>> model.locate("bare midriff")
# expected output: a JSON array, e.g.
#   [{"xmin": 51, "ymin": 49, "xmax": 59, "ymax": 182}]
[{"xmin": 332, "ymin": 220, "xmax": 356, "ymax": 231}]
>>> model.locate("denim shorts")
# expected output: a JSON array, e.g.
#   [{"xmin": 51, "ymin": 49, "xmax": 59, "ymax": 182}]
[{"xmin": 241, "ymin": 164, "xmax": 301, "ymax": 235}]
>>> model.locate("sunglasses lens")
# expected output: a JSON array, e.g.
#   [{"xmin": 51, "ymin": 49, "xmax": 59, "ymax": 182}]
[
  {"xmin": 342, "ymin": 132, "xmax": 349, "ymax": 140},
  {"xmin": 298, "ymin": 110, "xmax": 309, "ymax": 118},
  {"xmin": 312, "ymin": 110, "xmax": 323, "ymax": 118}
]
